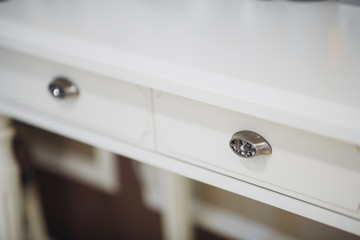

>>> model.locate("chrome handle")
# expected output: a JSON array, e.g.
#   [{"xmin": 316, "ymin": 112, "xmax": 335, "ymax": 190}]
[
  {"xmin": 229, "ymin": 130, "xmax": 272, "ymax": 158},
  {"xmin": 48, "ymin": 77, "xmax": 79, "ymax": 99}
]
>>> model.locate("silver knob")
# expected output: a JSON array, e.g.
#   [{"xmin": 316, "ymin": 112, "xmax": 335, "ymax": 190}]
[
  {"xmin": 49, "ymin": 77, "xmax": 79, "ymax": 99},
  {"xmin": 229, "ymin": 130, "xmax": 272, "ymax": 158}
]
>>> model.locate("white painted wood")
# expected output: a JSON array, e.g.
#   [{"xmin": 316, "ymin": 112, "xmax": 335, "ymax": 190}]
[
  {"xmin": 161, "ymin": 171, "xmax": 193, "ymax": 240},
  {"xmin": 0, "ymin": 48, "xmax": 154, "ymax": 150},
  {"xmin": 23, "ymin": 183, "xmax": 49, "ymax": 240},
  {"xmin": 0, "ymin": 1, "xmax": 359, "ymax": 145},
  {"xmin": 0, "ymin": 116, "xmax": 22, "ymax": 240},
  {"xmin": 134, "ymin": 163, "xmax": 193, "ymax": 240},
  {"xmin": 134, "ymin": 163, "xmax": 298, "ymax": 240},
  {"xmin": 153, "ymin": 91, "xmax": 360, "ymax": 220},
  {"xmin": 19, "ymin": 125, "xmax": 119, "ymax": 193},
  {"xmin": 0, "ymin": 0, "xmax": 359, "ymax": 237},
  {"xmin": 29, "ymin": 129, "xmax": 119, "ymax": 193},
  {"xmin": 1, "ymin": 100, "xmax": 360, "ymax": 236},
  {"xmin": 194, "ymin": 202, "xmax": 298, "ymax": 240},
  {"xmin": 132, "ymin": 162, "xmax": 164, "ymax": 211}
]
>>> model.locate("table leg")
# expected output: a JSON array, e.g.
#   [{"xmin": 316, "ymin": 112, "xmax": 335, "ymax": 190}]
[
  {"xmin": 161, "ymin": 171, "xmax": 193, "ymax": 240},
  {"xmin": 0, "ymin": 116, "xmax": 22, "ymax": 240}
]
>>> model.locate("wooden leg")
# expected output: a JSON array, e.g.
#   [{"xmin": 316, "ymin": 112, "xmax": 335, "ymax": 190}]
[
  {"xmin": 161, "ymin": 171, "xmax": 193, "ymax": 240},
  {"xmin": 0, "ymin": 116, "xmax": 22, "ymax": 240}
]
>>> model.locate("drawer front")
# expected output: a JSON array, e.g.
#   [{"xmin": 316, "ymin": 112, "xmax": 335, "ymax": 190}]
[
  {"xmin": 153, "ymin": 91, "xmax": 360, "ymax": 219},
  {"xmin": 0, "ymin": 48, "xmax": 154, "ymax": 149}
]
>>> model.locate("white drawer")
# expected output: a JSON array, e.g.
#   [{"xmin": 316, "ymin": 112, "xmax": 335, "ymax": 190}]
[
  {"xmin": 153, "ymin": 91, "xmax": 360, "ymax": 219},
  {"xmin": 0, "ymin": 48, "xmax": 154, "ymax": 149}
]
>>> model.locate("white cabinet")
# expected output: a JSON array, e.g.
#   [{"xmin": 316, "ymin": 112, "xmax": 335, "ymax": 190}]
[
  {"xmin": 153, "ymin": 91, "xmax": 360, "ymax": 220},
  {"xmin": 0, "ymin": 48, "xmax": 154, "ymax": 150},
  {"xmin": 0, "ymin": 0, "xmax": 359, "ymax": 237}
]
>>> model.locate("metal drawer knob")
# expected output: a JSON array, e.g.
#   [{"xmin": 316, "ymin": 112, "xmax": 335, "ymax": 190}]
[
  {"xmin": 229, "ymin": 130, "xmax": 272, "ymax": 158},
  {"xmin": 49, "ymin": 77, "xmax": 79, "ymax": 99}
]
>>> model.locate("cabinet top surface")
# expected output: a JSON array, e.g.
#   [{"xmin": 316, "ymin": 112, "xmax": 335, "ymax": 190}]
[{"xmin": 0, "ymin": 0, "xmax": 359, "ymax": 144}]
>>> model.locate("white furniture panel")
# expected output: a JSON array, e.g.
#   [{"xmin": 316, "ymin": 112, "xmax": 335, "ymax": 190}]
[
  {"xmin": 0, "ymin": 0, "xmax": 359, "ymax": 238},
  {"xmin": 0, "ymin": 48, "xmax": 154, "ymax": 150},
  {"xmin": 153, "ymin": 91, "xmax": 360, "ymax": 220},
  {"xmin": 0, "ymin": 0, "xmax": 359, "ymax": 146}
]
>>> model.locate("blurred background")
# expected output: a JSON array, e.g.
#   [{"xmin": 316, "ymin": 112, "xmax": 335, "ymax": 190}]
[{"xmin": 12, "ymin": 122, "xmax": 360, "ymax": 240}]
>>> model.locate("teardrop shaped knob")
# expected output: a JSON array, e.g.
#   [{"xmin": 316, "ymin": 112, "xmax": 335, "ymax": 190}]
[
  {"xmin": 229, "ymin": 130, "xmax": 272, "ymax": 158},
  {"xmin": 49, "ymin": 77, "xmax": 79, "ymax": 99}
]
